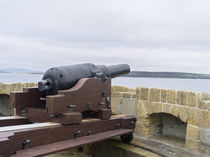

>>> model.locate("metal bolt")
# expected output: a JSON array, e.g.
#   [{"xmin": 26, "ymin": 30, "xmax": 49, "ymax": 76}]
[
  {"xmin": 22, "ymin": 139, "xmax": 31, "ymax": 150},
  {"xmin": 68, "ymin": 104, "xmax": 76, "ymax": 108}
]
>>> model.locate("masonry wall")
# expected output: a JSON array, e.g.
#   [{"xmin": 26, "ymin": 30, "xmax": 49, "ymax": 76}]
[
  {"xmin": 111, "ymin": 86, "xmax": 210, "ymax": 155},
  {"xmin": 0, "ymin": 82, "xmax": 37, "ymax": 115}
]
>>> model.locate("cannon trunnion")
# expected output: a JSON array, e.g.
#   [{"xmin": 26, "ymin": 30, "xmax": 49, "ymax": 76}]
[{"xmin": 0, "ymin": 64, "xmax": 136, "ymax": 157}]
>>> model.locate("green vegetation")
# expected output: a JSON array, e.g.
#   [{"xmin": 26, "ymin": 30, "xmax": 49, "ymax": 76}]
[{"xmin": 124, "ymin": 71, "xmax": 210, "ymax": 79}]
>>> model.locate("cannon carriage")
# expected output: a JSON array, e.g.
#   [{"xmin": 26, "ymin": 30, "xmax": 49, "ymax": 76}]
[{"xmin": 0, "ymin": 63, "xmax": 136, "ymax": 157}]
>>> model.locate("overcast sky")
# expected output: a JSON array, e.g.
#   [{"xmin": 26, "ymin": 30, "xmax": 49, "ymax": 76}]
[{"xmin": 0, "ymin": 0, "xmax": 210, "ymax": 73}]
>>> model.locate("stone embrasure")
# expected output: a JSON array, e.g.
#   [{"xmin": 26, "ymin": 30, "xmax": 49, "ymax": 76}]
[{"xmin": 111, "ymin": 85, "xmax": 210, "ymax": 155}]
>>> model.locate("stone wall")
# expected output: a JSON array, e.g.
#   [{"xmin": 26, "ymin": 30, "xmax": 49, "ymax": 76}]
[
  {"xmin": 0, "ymin": 82, "xmax": 37, "ymax": 115},
  {"xmin": 111, "ymin": 86, "xmax": 210, "ymax": 155}
]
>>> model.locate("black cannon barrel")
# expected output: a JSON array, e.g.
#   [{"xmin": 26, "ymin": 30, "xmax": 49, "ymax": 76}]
[{"xmin": 38, "ymin": 63, "xmax": 130, "ymax": 95}]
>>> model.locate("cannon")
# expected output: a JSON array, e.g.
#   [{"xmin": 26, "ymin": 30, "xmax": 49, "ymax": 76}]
[
  {"xmin": 38, "ymin": 63, "xmax": 130, "ymax": 95},
  {"xmin": 1, "ymin": 63, "xmax": 136, "ymax": 157}
]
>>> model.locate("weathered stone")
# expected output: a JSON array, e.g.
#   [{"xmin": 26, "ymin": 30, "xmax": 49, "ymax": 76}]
[
  {"xmin": 177, "ymin": 91, "xmax": 186, "ymax": 105},
  {"xmin": 186, "ymin": 92, "xmax": 197, "ymax": 108},
  {"xmin": 111, "ymin": 86, "xmax": 115, "ymax": 93},
  {"xmin": 188, "ymin": 108, "xmax": 200, "ymax": 126},
  {"xmin": 152, "ymin": 102, "xmax": 162, "ymax": 113},
  {"xmin": 129, "ymin": 88, "xmax": 136, "ymax": 93},
  {"xmin": 167, "ymin": 90, "xmax": 176, "ymax": 104},
  {"xmin": 170, "ymin": 105, "xmax": 181, "ymax": 117},
  {"xmin": 196, "ymin": 92, "xmax": 203, "ymax": 108},
  {"xmin": 0, "ymin": 82, "xmax": 37, "ymax": 95},
  {"xmin": 186, "ymin": 125, "xmax": 200, "ymax": 140},
  {"xmin": 140, "ymin": 88, "xmax": 149, "ymax": 100},
  {"xmin": 208, "ymin": 111, "xmax": 210, "ymax": 129},
  {"xmin": 200, "ymin": 144, "xmax": 210, "ymax": 155},
  {"xmin": 202, "ymin": 93, "xmax": 210, "ymax": 100},
  {"xmin": 187, "ymin": 109, "xmax": 207, "ymax": 127},
  {"xmin": 162, "ymin": 103, "xmax": 172, "ymax": 114},
  {"xmin": 112, "ymin": 86, "xmax": 130, "ymax": 92},
  {"xmin": 149, "ymin": 88, "xmax": 160, "ymax": 102},
  {"xmin": 122, "ymin": 93, "xmax": 131, "ymax": 98},
  {"xmin": 131, "ymin": 94, "xmax": 137, "ymax": 98},
  {"xmin": 200, "ymin": 128, "xmax": 210, "ymax": 147},
  {"xmin": 135, "ymin": 122, "xmax": 153, "ymax": 136},
  {"xmin": 199, "ymin": 110, "xmax": 208, "ymax": 128},
  {"xmin": 161, "ymin": 89, "xmax": 167, "ymax": 103},
  {"xmin": 178, "ymin": 106, "xmax": 190, "ymax": 123},
  {"xmin": 185, "ymin": 138, "xmax": 200, "ymax": 151},
  {"xmin": 112, "ymin": 92, "xmax": 122, "ymax": 98},
  {"xmin": 111, "ymin": 96, "xmax": 116, "ymax": 113},
  {"xmin": 206, "ymin": 101, "xmax": 210, "ymax": 111},
  {"xmin": 137, "ymin": 100, "xmax": 148, "ymax": 118},
  {"xmin": 143, "ymin": 101, "xmax": 153, "ymax": 115},
  {"xmin": 117, "ymin": 98, "xmax": 138, "ymax": 116},
  {"xmin": 135, "ymin": 87, "xmax": 141, "ymax": 99},
  {"xmin": 198, "ymin": 101, "xmax": 208, "ymax": 110}
]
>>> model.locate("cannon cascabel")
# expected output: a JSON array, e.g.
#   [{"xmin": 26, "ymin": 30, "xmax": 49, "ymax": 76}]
[{"xmin": 38, "ymin": 63, "xmax": 130, "ymax": 95}]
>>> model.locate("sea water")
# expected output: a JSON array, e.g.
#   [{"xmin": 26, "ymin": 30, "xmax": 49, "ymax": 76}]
[{"xmin": 1, "ymin": 73, "xmax": 210, "ymax": 93}]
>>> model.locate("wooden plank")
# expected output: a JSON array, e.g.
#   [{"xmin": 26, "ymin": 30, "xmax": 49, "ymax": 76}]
[
  {"xmin": 0, "ymin": 122, "xmax": 59, "ymax": 132},
  {"xmin": 0, "ymin": 116, "xmax": 29, "ymax": 127},
  {"xmin": 12, "ymin": 129, "xmax": 133, "ymax": 157},
  {"xmin": 46, "ymin": 78, "xmax": 111, "ymax": 115}
]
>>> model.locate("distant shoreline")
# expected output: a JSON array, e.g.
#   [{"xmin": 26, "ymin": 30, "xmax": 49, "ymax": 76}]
[
  {"xmin": 1, "ymin": 71, "xmax": 210, "ymax": 80},
  {"xmin": 123, "ymin": 71, "xmax": 210, "ymax": 79}
]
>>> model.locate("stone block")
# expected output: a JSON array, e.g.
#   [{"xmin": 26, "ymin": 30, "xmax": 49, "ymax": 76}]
[
  {"xmin": 170, "ymin": 105, "xmax": 181, "ymax": 117},
  {"xmin": 135, "ymin": 122, "xmax": 151, "ymax": 136},
  {"xmin": 198, "ymin": 101, "xmax": 208, "ymax": 110},
  {"xmin": 149, "ymin": 88, "xmax": 161, "ymax": 102},
  {"xmin": 111, "ymin": 96, "xmax": 116, "ymax": 113},
  {"xmin": 167, "ymin": 90, "xmax": 176, "ymax": 104},
  {"xmin": 178, "ymin": 106, "xmax": 190, "ymax": 123},
  {"xmin": 208, "ymin": 111, "xmax": 210, "ymax": 128},
  {"xmin": 152, "ymin": 102, "xmax": 162, "ymax": 113},
  {"xmin": 161, "ymin": 89, "xmax": 167, "ymax": 103},
  {"xmin": 187, "ymin": 109, "xmax": 208, "ymax": 127},
  {"xmin": 196, "ymin": 92, "xmax": 202, "ymax": 108},
  {"xmin": 142, "ymin": 101, "xmax": 153, "ymax": 115},
  {"xmin": 199, "ymin": 110, "xmax": 208, "ymax": 128},
  {"xmin": 131, "ymin": 94, "xmax": 137, "ymax": 98},
  {"xmin": 136, "ymin": 87, "xmax": 141, "ymax": 99},
  {"xmin": 200, "ymin": 128, "xmax": 210, "ymax": 147},
  {"xmin": 187, "ymin": 108, "xmax": 200, "ymax": 127},
  {"xmin": 177, "ymin": 91, "xmax": 186, "ymax": 105},
  {"xmin": 202, "ymin": 93, "xmax": 210, "ymax": 100},
  {"xmin": 186, "ymin": 125, "xmax": 200, "ymax": 140},
  {"xmin": 185, "ymin": 138, "xmax": 200, "ymax": 151},
  {"xmin": 186, "ymin": 92, "xmax": 196, "ymax": 108},
  {"xmin": 113, "ymin": 86, "xmax": 130, "ymax": 92},
  {"xmin": 200, "ymin": 144, "xmax": 210, "ymax": 155},
  {"xmin": 122, "ymin": 93, "xmax": 131, "ymax": 98},
  {"xmin": 137, "ymin": 100, "xmax": 148, "ymax": 118},
  {"xmin": 112, "ymin": 92, "xmax": 122, "ymax": 98},
  {"xmin": 207, "ymin": 101, "xmax": 210, "ymax": 111},
  {"xmin": 162, "ymin": 103, "xmax": 172, "ymax": 114},
  {"xmin": 140, "ymin": 88, "xmax": 149, "ymax": 101},
  {"xmin": 129, "ymin": 88, "xmax": 136, "ymax": 93}
]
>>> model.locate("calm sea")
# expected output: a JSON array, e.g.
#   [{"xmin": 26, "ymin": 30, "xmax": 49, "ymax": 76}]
[{"xmin": 1, "ymin": 73, "xmax": 210, "ymax": 93}]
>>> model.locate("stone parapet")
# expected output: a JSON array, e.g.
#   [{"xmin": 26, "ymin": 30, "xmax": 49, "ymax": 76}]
[
  {"xmin": 0, "ymin": 82, "xmax": 37, "ymax": 95},
  {"xmin": 111, "ymin": 85, "xmax": 210, "ymax": 155}
]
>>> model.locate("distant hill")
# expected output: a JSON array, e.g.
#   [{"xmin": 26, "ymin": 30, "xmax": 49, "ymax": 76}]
[
  {"xmin": 0, "ymin": 68, "xmax": 43, "ymax": 74},
  {"xmin": 124, "ymin": 71, "xmax": 210, "ymax": 79}
]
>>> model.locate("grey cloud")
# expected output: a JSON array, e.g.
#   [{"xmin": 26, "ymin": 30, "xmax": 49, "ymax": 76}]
[{"xmin": 0, "ymin": 0, "xmax": 210, "ymax": 73}]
